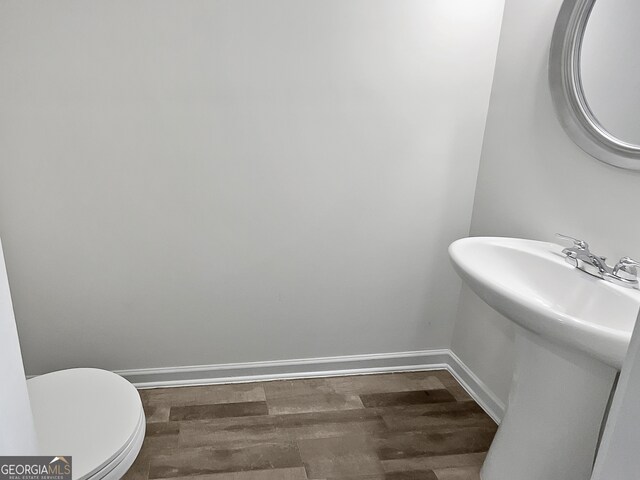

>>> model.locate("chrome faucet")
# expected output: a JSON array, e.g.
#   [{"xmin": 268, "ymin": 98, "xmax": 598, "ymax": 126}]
[{"xmin": 556, "ymin": 233, "xmax": 640, "ymax": 289}]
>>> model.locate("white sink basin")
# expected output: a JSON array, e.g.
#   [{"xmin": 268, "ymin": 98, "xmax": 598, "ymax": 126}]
[
  {"xmin": 449, "ymin": 236, "xmax": 640, "ymax": 480},
  {"xmin": 449, "ymin": 236, "xmax": 639, "ymax": 368}
]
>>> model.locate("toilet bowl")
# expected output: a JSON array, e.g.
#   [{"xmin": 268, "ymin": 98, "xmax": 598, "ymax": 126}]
[{"xmin": 27, "ymin": 368, "xmax": 145, "ymax": 480}]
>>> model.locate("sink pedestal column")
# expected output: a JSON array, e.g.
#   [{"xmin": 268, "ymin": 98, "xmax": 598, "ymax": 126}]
[{"xmin": 481, "ymin": 327, "xmax": 617, "ymax": 480}]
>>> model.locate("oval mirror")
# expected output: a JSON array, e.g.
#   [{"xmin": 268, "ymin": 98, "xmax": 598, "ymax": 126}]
[{"xmin": 549, "ymin": 0, "xmax": 640, "ymax": 170}]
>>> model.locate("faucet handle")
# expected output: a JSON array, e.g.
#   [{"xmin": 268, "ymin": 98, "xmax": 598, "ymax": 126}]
[
  {"xmin": 612, "ymin": 257, "xmax": 640, "ymax": 282},
  {"xmin": 556, "ymin": 233, "xmax": 589, "ymax": 250}
]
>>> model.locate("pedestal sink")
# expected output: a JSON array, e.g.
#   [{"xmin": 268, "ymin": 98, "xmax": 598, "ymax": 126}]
[{"xmin": 449, "ymin": 237, "xmax": 640, "ymax": 480}]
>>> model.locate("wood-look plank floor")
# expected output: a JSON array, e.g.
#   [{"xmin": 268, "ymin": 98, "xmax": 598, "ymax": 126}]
[{"xmin": 124, "ymin": 371, "xmax": 497, "ymax": 480}]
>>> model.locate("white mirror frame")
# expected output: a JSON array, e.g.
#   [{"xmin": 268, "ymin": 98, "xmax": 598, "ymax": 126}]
[{"xmin": 549, "ymin": 0, "xmax": 640, "ymax": 170}]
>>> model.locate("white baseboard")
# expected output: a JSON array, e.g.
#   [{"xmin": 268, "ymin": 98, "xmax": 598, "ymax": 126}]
[
  {"xmin": 115, "ymin": 349, "xmax": 505, "ymax": 423},
  {"xmin": 444, "ymin": 350, "xmax": 506, "ymax": 423}
]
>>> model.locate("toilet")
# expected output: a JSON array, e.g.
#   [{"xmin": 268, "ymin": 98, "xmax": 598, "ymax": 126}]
[
  {"xmin": 28, "ymin": 368, "xmax": 145, "ymax": 480},
  {"xmin": 0, "ymin": 237, "xmax": 145, "ymax": 479}
]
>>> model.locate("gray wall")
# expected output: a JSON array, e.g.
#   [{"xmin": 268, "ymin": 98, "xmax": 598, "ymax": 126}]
[
  {"xmin": 451, "ymin": 0, "xmax": 640, "ymax": 405},
  {"xmin": 0, "ymin": 0, "xmax": 504, "ymax": 375}
]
